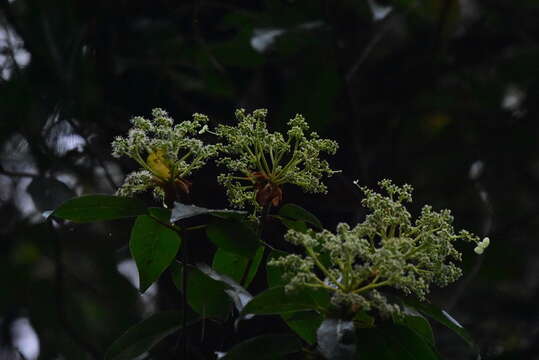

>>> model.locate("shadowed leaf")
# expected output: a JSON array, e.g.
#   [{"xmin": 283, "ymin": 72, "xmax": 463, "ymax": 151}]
[{"xmin": 53, "ymin": 195, "xmax": 147, "ymax": 222}]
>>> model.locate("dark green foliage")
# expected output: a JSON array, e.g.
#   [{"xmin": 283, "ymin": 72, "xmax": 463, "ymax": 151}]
[
  {"xmin": 206, "ymin": 219, "xmax": 260, "ymax": 258},
  {"xmin": 213, "ymin": 246, "xmax": 264, "ymax": 286},
  {"xmin": 53, "ymin": 195, "xmax": 147, "ymax": 222},
  {"xmin": 356, "ymin": 325, "xmax": 440, "ymax": 360},
  {"xmin": 403, "ymin": 298, "xmax": 476, "ymax": 350},
  {"xmin": 105, "ymin": 311, "xmax": 198, "ymax": 360},
  {"xmin": 243, "ymin": 286, "xmax": 327, "ymax": 315},
  {"xmin": 221, "ymin": 334, "xmax": 303, "ymax": 360},
  {"xmin": 181, "ymin": 267, "xmax": 233, "ymax": 320},
  {"xmin": 278, "ymin": 203, "xmax": 323, "ymax": 230},
  {"xmin": 130, "ymin": 214, "xmax": 181, "ymax": 292}
]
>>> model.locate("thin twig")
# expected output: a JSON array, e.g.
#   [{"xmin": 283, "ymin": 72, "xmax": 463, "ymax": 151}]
[
  {"xmin": 0, "ymin": 167, "xmax": 40, "ymax": 178},
  {"xmin": 240, "ymin": 204, "xmax": 272, "ymax": 286}
]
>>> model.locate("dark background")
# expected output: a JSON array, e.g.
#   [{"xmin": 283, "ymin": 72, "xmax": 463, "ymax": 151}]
[{"xmin": 0, "ymin": 0, "xmax": 538, "ymax": 359}]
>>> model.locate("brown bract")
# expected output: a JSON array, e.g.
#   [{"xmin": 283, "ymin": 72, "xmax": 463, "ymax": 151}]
[
  {"xmin": 251, "ymin": 171, "xmax": 283, "ymax": 207},
  {"xmin": 156, "ymin": 178, "xmax": 192, "ymax": 207}
]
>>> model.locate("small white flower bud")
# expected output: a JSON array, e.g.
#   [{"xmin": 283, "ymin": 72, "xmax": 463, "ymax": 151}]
[
  {"xmin": 474, "ymin": 246, "xmax": 484, "ymax": 255},
  {"xmin": 198, "ymin": 124, "xmax": 209, "ymax": 134}
]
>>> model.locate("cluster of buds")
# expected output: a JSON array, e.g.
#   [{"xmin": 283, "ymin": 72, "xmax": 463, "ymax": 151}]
[
  {"xmin": 111, "ymin": 108, "xmax": 338, "ymax": 211},
  {"xmin": 215, "ymin": 109, "xmax": 339, "ymax": 211},
  {"xmin": 269, "ymin": 180, "xmax": 488, "ymax": 318},
  {"xmin": 111, "ymin": 108, "xmax": 218, "ymax": 206}
]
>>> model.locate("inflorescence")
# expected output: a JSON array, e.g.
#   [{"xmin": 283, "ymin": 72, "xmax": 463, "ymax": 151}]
[
  {"xmin": 111, "ymin": 108, "xmax": 490, "ymax": 319},
  {"xmin": 269, "ymin": 179, "xmax": 489, "ymax": 318},
  {"xmin": 215, "ymin": 109, "xmax": 339, "ymax": 210},
  {"xmin": 111, "ymin": 108, "xmax": 218, "ymax": 202}
]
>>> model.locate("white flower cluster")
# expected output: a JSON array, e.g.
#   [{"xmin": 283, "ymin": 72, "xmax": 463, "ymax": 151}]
[
  {"xmin": 215, "ymin": 109, "xmax": 339, "ymax": 210},
  {"xmin": 270, "ymin": 179, "xmax": 488, "ymax": 317},
  {"xmin": 111, "ymin": 108, "xmax": 218, "ymax": 200}
]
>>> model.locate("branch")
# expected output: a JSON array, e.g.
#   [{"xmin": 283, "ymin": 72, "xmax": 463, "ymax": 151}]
[
  {"xmin": 240, "ymin": 203, "xmax": 272, "ymax": 286},
  {"xmin": 0, "ymin": 167, "xmax": 40, "ymax": 178}
]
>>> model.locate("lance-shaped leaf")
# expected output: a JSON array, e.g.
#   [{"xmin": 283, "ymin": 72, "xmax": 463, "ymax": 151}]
[
  {"xmin": 285, "ymin": 311, "xmax": 323, "ymax": 345},
  {"xmin": 397, "ymin": 306, "xmax": 435, "ymax": 347},
  {"xmin": 196, "ymin": 263, "xmax": 253, "ymax": 314},
  {"xmin": 242, "ymin": 286, "xmax": 328, "ymax": 315},
  {"xmin": 130, "ymin": 215, "xmax": 181, "ymax": 292},
  {"xmin": 212, "ymin": 246, "xmax": 264, "ymax": 287},
  {"xmin": 182, "ymin": 267, "xmax": 233, "ymax": 320},
  {"xmin": 403, "ymin": 298, "xmax": 475, "ymax": 349},
  {"xmin": 278, "ymin": 203, "xmax": 323, "ymax": 230},
  {"xmin": 171, "ymin": 202, "xmax": 246, "ymax": 222},
  {"xmin": 53, "ymin": 195, "xmax": 147, "ymax": 222}
]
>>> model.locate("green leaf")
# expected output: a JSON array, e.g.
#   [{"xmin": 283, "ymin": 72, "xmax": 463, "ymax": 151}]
[
  {"xmin": 148, "ymin": 207, "xmax": 171, "ymax": 223},
  {"xmin": 403, "ymin": 299, "xmax": 475, "ymax": 349},
  {"xmin": 282, "ymin": 311, "xmax": 323, "ymax": 345},
  {"xmin": 274, "ymin": 216, "xmax": 309, "ymax": 233},
  {"xmin": 170, "ymin": 202, "xmax": 246, "ymax": 222},
  {"xmin": 213, "ymin": 249, "xmax": 248, "ymax": 283},
  {"xmin": 206, "ymin": 219, "xmax": 260, "ymax": 258},
  {"xmin": 244, "ymin": 246, "xmax": 264, "ymax": 286},
  {"xmin": 105, "ymin": 311, "xmax": 198, "ymax": 360},
  {"xmin": 196, "ymin": 263, "xmax": 252, "ymax": 313},
  {"xmin": 213, "ymin": 246, "xmax": 264, "ymax": 287},
  {"xmin": 53, "ymin": 195, "xmax": 147, "ymax": 222},
  {"xmin": 130, "ymin": 215, "xmax": 181, "ymax": 292},
  {"xmin": 242, "ymin": 286, "xmax": 326, "ymax": 315},
  {"xmin": 183, "ymin": 267, "xmax": 232, "ymax": 320},
  {"xmin": 398, "ymin": 307, "xmax": 435, "ymax": 347},
  {"xmin": 356, "ymin": 324, "xmax": 440, "ymax": 360},
  {"xmin": 278, "ymin": 203, "xmax": 323, "ymax": 230},
  {"xmin": 222, "ymin": 334, "xmax": 302, "ymax": 360}
]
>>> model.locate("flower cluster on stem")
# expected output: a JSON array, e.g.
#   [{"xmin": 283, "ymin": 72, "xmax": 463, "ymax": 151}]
[
  {"xmin": 215, "ymin": 109, "xmax": 339, "ymax": 211},
  {"xmin": 269, "ymin": 179, "xmax": 487, "ymax": 318},
  {"xmin": 111, "ymin": 108, "xmax": 218, "ymax": 202}
]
